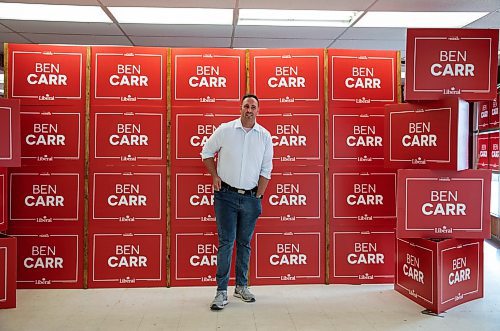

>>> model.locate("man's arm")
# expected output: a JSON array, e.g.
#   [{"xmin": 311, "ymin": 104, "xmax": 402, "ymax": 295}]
[
  {"xmin": 256, "ymin": 175, "xmax": 270, "ymax": 197},
  {"xmin": 202, "ymin": 157, "xmax": 221, "ymax": 191}
]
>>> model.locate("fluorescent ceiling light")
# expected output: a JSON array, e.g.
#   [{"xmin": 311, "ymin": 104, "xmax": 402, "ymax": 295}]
[
  {"xmin": 109, "ymin": 7, "xmax": 233, "ymax": 25},
  {"xmin": 354, "ymin": 11, "xmax": 489, "ymax": 28},
  {"xmin": 0, "ymin": 2, "xmax": 111, "ymax": 23},
  {"xmin": 238, "ymin": 9, "xmax": 362, "ymax": 27}
]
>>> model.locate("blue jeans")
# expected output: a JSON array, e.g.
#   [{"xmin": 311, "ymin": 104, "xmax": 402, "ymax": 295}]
[{"xmin": 214, "ymin": 188, "xmax": 262, "ymax": 291}]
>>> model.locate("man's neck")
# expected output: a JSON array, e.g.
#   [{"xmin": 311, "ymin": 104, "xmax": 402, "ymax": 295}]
[{"xmin": 241, "ymin": 118, "xmax": 255, "ymax": 129}]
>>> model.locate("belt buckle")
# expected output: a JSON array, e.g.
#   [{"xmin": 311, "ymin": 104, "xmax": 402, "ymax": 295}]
[{"xmin": 237, "ymin": 189, "xmax": 245, "ymax": 195}]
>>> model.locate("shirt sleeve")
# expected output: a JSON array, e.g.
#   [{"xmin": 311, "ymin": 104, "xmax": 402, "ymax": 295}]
[
  {"xmin": 260, "ymin": 133, "xmax": 274, "ymax": 179},
  {"xmin": 201, "ymin": 124, "xmax": 223, "ymax": 160}
]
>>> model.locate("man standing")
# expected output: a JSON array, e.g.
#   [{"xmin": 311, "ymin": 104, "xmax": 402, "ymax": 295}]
[{"xmin": 201, "ymin": 94, "xmax": 273, "ymax": 311}]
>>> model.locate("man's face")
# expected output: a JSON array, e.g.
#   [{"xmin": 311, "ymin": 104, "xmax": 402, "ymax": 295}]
[{"xmin": 240, "ymin": 97, "xmax": 259, "ymax": 121}]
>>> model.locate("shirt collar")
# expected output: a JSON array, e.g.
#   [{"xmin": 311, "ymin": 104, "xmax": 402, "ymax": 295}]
[{"xmin": 236, "ymin": 118, "xmax": 261, "ymax": 132}]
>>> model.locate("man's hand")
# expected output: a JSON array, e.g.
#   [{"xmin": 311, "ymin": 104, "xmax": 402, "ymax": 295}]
[{"xmin": 213, "ymin": 175, "xmax": 222, "ymax": 191}]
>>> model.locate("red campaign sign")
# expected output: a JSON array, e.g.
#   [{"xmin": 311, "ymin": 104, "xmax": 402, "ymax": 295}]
[
  {"xmin": 92, "ymin": 46, "xmax": 166, "ymax": 106},
  {"xmin": 172, "ymin": 113, "xmax": 238, "ymax": 165},
  {"xmin": 171, "ymin": 231, "xmax": 236, "ymax": 286},
  {"xmin": 13, "ymin": 234, "xmax": 80, "ymax": 288},
  {"xmin": 395, "ymin": 238, "xmax": 483, "ymax": 314},
  {"xmin": 490, "ymin": 132, "xmax": 499, "ymax": 170},
  {"xmin": 258, "ymin": 113, "xmax": 322, "ymax": 165},
  {"xmin": 20, "ymin": 111, "xmax": 82, "ymax": 164},
  {"xmin": 440, "ymin": 242, "xmax": 481, "ymax": 305},
  {"xmin": 252, "ymin": 231, "xmax": 323, "ymax": 284},
  {"xmin": 331, "ymin": 111, "xmax": 385, "ymax": 169},
  {"xmin": 406, "ymin": 29, "xmax": 499, "ymax": 101},
  {"xmin": 9, "ymin": 171, "xmax": 81, "ymax": 224},
  {"xmin": 249, "ymin": 49, "xmax": 323, "ymax": 108},
  {"xmin": 261, "ymin": 172, "xmax": 323, "ymax": 223},
  {"xmin": 172, "ymin": 48, "xmax": 245, "ymax": 106},
  {"xmin": 173, "ymin": 172, "xmax": 216, "ymax": 223},
  {"xmin": 8, "ymin": 44, "xmax": 86, "ymax": 105},
  {"xmin": 0, "ymin": 169, "xmax": 6, "ymax": 231},
  {"xmin": 396, "ymin": 238, "xmax": 435, "ymax": 306},
  {"xmin": 398, "ymin": 169, "xmax": 492, "ymax": 239},
  {"xmin": 92, "ymin": 112, "xmax": 165, "ymax": 164},
  {"xmin": 0, "ymin": 99, "xmax": 21, "ymax": 167},
  {"xmin": 329, "ymin": 49, "xmax": 399, "ymax": 106},
  {"xmin": 490, "ymin": 93, "xmax": 499, "ymax": 128},
  {"xmin": 476, "ymin": 133, "xmax": 489, "ymax": 169},
  {"xmin": 477, "ymin": 101, "xmax": 490, "ymax": 130},
  {"xmin": 331, "ymin": 230, "xmax": 395, "ymax": 284},
  {"xmin": 90, "ymin": 233, "xmax": 164, "ymax": 287},
  {"xmin": 91, "ymin": 171, "xmax": 163, "ymax": 222},
  {"xmin": 331, "ymin": 172, "xmax": 396, "ymax": 222},
  {"xmin": 0, "ymin": 235, "xmax": 16, "ymax": 308},
  {"xmin": 385, "ymin": 99, "xmax": 469, "ymax": 170}
]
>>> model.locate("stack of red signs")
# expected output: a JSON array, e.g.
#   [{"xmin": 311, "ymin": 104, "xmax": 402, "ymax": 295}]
[
  {"xmin": 0, "ymin": 234, "xmax": 16, "ymax": 308},
  {"xmin": 393, "ymin": 28, "xmax": 497, "ymax": 314},
  {"xmin": 6, "ymin": 44, "xmax": 86, "ymax": 289},
  {"xmin": 329, "ymin": 49, "xmax": 400, "ymax": 284},
  {"xmin": 170, "ymin": 48, "xmax": 245, "ymax": 286},
  {"xmin": 88, "ymin": 46, "xmax": 167, "ymax": 288},
  {"xmin": 248, "ymin": 49, "xmax": 325, "ymax": 285}
]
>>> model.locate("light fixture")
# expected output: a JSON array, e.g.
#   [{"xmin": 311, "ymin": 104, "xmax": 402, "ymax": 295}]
[
  {"xmin": 354, "ymin": 11, "xmax": 489, "ymax": 28},
  {"xmin": 238, "ymin": 9, "xmax": 362, "ymax": 27},
  {"xmin": 0, "ymin": 2, "xmax": 111, "ymax": 23},
  {"xmin": 109, "ymin": 7, "xmax": 233, "ymax": 25}
]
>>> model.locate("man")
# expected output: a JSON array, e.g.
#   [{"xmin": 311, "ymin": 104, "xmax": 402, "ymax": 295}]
[{"xmin": 201, "ymin": 94, "xmax": 273, "ymax": 311}]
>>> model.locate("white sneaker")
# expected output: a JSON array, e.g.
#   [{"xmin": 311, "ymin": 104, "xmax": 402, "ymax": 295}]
[
  {"xmin": 233, "ymin": 285, "xmax": 256, "ymax": 303},
  {"xmin": 210, "ymin": 290, "xmax": 228, "ymax": 310}
]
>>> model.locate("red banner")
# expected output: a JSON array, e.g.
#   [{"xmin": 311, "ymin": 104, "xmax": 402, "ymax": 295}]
[
  {"xmin": 251, "ymin": 230, "xmax": 324, "ymax": 285},
  {"xmin": 478, "ymin": 101, "xmax": 490, "ymax": 130},
  {"xmin": 490, "ymin": 132, "xmax": 499, "ymax": 170},
  {"xmin": 91, "ymin": 170, "xmax": 164, "ymax": 223},
  {"xmin": 91, "ymin": 46, "xmax": 166, "ymax": 106},
  {"xmin": 20, "ymin": 110, "xmax": 82, "ymax": 164},
  {"xmin": 405, "ymin": 28, "xmax": 499, "ymax": 101},
  {"xmin": 249, "ymin": 49, "xmax": 323, "ymax": 109},
  {"xmin": 0, "ymin": 235, "xmax": 17, "ymax": 308},
  {"xmin": 11, "ymin": 233, "xmax": 81, "ymax": 288},
  {"xmin": 91, "ymin": 111, "xmax": 166, "ymax": 165},
  {"xmin": 8, "ymin": 44, "xmax": 86, "ymax": 106},
  {"xmin": 395, "ymin": 238, "xmax": 483, "ymax": 314},
  {"xmin": 329, "ymin": 49, "xmax": 399, "ymax": 106},
  {"xmin": 397, "ymin": 169, "xmax": 491, "ymax": 239},
  {"xmin": 9, "ymin": 170, "xmax": 82, "ymax": 224},
  {"xmin": 172, "ymin": 113, "xmax": 238, "ymax": 166},
  {"xmin": 172, "ymin": 48, "xmax": 245, "ymax": 107},
  {"xmin": 331, "ymin": 229, "xmax": 395, "ymax": 284},
  {"xmin": 89, "ymin": 232, "xmax": 164, "ymax": 288},
  {"xmin": 331, "ymin": 172, "xmax": 396, "ymax": 225},
  {"xmin": 491, "ymin": 93, "xmax": 499, "ymax": 128},
  {"xmin": 172, "ymin": 171, "xmax": 216, "ymax": 223},
  {"xmin": 476, "ymin": 133, "xmax": 489, "ymax": 169},
  {"xmin": 0, "ymin": 99, "xmax": 21, "ymax": 167},
  {"xmin": 171, "ymin": 231, "xmax": 235, "ymax": 287},
  {"xmin": 0, "ymin": 169, "xmax": 6, "ymax": 232},
  {"xmin": 385, "ymin": 99, "xmax": 469, "ymax": 170},
  {"xmin": 331, "ymin": 109, "xmax": 385, "ymax": 170}
]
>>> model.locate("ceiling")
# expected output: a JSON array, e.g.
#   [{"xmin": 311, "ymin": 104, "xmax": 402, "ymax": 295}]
[{"xmin": 0, "ymin": 0, "xmax": 500, "ymax": 65}]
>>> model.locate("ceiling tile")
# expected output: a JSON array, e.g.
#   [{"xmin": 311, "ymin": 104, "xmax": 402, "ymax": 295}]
[
  {"xmin": 238, "ymin": 0, "xmax": 373, "ymax": 10},
  {"xmin": 121, "ymin": 24, "xmax": 232, "ymax": 38},
  {"xmin": 2, "ymin": 0, "xmax": 99, "ymax": 4},
  {"xmin": 130, "ymin": 36, "xmax": 231, "ymax": 47},
  {"xmin": 330, "ymin": 39, "xmax": 406, "ymax": 51},
  {"xmin": 0, "ymin": 32, "xmax": 31, "ymax": 44},
  {"xmin": 0, "ymin": 20, "xmax": 122, "ymax": 35},
  {"xmin": 370, "ymin": 0, "xmax": 500, "ymax": 11},
  {"xmin": 341, "ymin": 27, "xmax": 407, "ymax": 40},
  {"xmin": 235, "ymin": 26, "xmax": 344, "ymax": 39},
  {"xmin": 232, "ymin": 37, "xmax": 331, "ymax": 48},
  {"xmin": 21, "ymin": 33, "xmax": 132, "ymax": 46},
  {"xmin": 466, "ymin": 12, "xmax": 500, "ymax": 28},
  {"xmin": 0, "ymin": 24, "xmax": 10, "ymax": 33}
]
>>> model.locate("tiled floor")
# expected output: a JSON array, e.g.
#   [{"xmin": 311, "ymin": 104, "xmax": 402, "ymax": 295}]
[{"xmin": 1, "ymin": 240, "xmax": 499, "ymax": 331}]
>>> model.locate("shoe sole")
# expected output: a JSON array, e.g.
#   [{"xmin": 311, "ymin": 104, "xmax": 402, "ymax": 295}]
[
  {"xmin": 233, "ymin": 293, "xmax": 256, "ymax": 303},
  {"xmin": 210, "ymin": 300, "xmax": 228, "ymax": 311}
]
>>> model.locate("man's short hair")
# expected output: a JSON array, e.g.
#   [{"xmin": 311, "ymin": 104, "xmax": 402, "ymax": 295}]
[{"xmin": 242, "ymin": 94, "xmax": 259, "ymax": 105}]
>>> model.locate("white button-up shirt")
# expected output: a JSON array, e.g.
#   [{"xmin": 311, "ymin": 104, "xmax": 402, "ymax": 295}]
[{"xmin": 201, "ymin": 118, "xmax": 273, "ymax": 190}]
